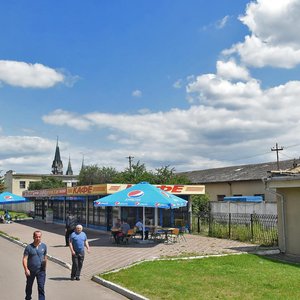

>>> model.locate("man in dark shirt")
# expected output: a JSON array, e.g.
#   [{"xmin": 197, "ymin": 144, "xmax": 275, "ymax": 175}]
[
  {"xmin": 65, "ymin": 211, "xmax": 76, "ymax": 246},
  {"xmin": 22, "ymin": 230, "xmax": 47, "ymax": 300}
]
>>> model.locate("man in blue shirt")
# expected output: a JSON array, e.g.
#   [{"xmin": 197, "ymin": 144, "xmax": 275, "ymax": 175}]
[
  {"xmin": 69, "ymin": 224, "xmax": 90, "ymax": 281},
  {"xmin": 22, "ymin": 230, "xmax": 47, "ymax": 300}
]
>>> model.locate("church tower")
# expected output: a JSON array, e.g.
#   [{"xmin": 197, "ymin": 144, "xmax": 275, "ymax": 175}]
[
  {"xmin": 66, "ymin": 155, "xmax": 73, "ymax": 175},
  {"xmin": 51, "ymin": 138, "xmax": 63, "ymax": 175}
]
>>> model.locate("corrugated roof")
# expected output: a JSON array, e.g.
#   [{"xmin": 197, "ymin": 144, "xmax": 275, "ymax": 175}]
[{"xmin": 180, "ymin": 159, "xmax": 296, "ymax": 184}]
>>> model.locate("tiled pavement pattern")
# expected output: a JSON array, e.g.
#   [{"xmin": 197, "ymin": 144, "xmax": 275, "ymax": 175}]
[{"xmin": 1, "ymin": 219, "xmax": 260, "ymax": 279}]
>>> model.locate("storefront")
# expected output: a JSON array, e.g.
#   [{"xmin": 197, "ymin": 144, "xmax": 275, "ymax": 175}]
[{"xmin": 23, "ymin": 183, "xmax": 205, "ymax": 231}]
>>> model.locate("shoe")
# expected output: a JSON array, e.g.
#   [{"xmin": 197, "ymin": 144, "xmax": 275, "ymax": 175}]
[
  {"xmin": 71, "ymin": 277, "xmax": 75, "ymax": 281},
  {"xmin": 76, "ymin": 277, "xmax": 80, "ymax": 281}
]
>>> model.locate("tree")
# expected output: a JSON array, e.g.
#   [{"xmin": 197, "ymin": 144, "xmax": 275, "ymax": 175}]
[
  {"xmin": 78, "ymin": 165, "xmax": 119, "ymax": 185},
  {"xmin": 28, "ymin": 176, "xmax": 65, "ymax": 190},
  {"xmin": 114, "ymin": 161, "xmax": 156, "ymax": 184},
  {"xmin": 77, "ymin": 162, "xmax": 191, "ymax": 185},
  {"xmin": 0, "ymin": 171, "xmax": 5, "ymax": 193},
  {"xmin": 154, "ymin": 165, "xmax": 190, "ymax": 184},
  {"xmin": 191, "ymin": 194, "xmax": 210, "ymax": 233}
]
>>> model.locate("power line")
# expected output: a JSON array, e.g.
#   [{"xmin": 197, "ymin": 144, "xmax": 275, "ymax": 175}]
[
  {"xmin": 126, "ymin": 155, "xmax": 134, "ymax": 172},
  {"xmin": 271, "ymin": 142, "xmax": 283, "ymax": 170}
]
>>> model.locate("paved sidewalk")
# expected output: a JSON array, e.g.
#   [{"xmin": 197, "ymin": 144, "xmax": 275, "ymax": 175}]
[{"xmin": 1, "ymin": 219, "xmax": 260, "ymax": 279}]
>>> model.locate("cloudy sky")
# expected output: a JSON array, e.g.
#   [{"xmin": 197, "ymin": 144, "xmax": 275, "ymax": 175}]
[{"xmin": 1, "ymin": 0, "xmax": 300, "ymax": 175}]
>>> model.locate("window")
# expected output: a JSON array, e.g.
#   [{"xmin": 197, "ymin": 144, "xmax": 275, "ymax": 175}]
[
  {"xmin": 217, "ymin": 195, "xmax": 225, "ymax": 201},
  {"xmin": 19, "ymin": 181, "xmax": 26, "ymax": 189}
]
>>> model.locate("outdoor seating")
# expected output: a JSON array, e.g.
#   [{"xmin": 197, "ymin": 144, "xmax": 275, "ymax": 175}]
[
  {"xmin": 167, "ymin": 228, "xmax": 179, "ymax": 243},
  {"xmin": 178, "ymin": 227, "xmax": 187, "ymax": 242},
  {"xmin": 110, "ymin": 228, "xmax": 121, "ymax": 243},
  {"xmin": 150, "ymin": 227, "xmax": 165, "ymax": 242},
  {"xmin": 123, "ymin": 229, "xmax": 134, "ymax": 244}
]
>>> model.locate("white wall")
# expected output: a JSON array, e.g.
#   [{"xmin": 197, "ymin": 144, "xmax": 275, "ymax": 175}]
[{"xmin": 210, "ymin": 201, "xmax": 277, "ymax": 215}]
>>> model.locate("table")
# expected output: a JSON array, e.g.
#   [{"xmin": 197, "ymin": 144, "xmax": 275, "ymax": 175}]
[{"xmin": 157, "ymin": 228, "xmax": 175, "ymax": 243}]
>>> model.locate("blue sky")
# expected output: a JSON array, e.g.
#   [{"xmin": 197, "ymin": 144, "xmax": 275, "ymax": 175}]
[{"xmin": 1, "ymin": 0, "xmax": 300, "ymax": 175}]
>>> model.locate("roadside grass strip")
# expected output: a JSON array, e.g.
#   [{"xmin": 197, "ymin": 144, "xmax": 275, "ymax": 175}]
[{"xmin": 97, "ymin": 253, "xmax": 300, "ymax": 300}]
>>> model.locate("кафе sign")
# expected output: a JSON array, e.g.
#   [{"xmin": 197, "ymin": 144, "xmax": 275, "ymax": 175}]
[{"xmin": 23, "ymin": 184, "xmax": 205, "ymax": 197}]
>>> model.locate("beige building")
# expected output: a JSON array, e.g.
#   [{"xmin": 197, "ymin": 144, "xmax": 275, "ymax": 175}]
[
  {"xmin": 4, "ymin": 170, "xmax": 78, "ymax": 194},
  {"xmin": 181, "ymin": 159, "xmax": 297, "ymax": 203},
  {"xmin": 264, "ymin": 165, "xmax": 300, "ymax": 257},
  {"xmin": 3, "ymin": 170, "xmax": 78, "ymax": 212}
]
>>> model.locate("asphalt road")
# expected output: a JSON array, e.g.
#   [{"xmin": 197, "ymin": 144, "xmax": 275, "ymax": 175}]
[{"xmin": 0, "ymin": 236, "xmax": 127, "ymax": 300}]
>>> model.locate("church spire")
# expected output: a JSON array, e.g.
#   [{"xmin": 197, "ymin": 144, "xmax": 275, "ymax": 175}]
[
  {"xmin": 66, "ymin": 155, "xmax": 73, "ymax": 175},
  {"xmin": 51, "ymin": 137, "xmax": 63, "ymax": 175},
  {"xmin": 81, "ymin": 154, "xmax": 85, "ymax": 171}
]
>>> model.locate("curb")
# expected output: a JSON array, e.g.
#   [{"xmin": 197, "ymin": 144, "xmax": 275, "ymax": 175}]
[
  {"xmin": 92, "ymin": 275, "xmax": 149, "ymax": 300},
  {"xmin": 255, "ymin": 249, "xmax": 280, "ymax": 255}
]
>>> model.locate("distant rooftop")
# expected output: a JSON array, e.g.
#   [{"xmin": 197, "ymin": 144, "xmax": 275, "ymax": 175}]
[{"xmin": 180, "ymin": 159, "xmax": 297, "ymax": 184}]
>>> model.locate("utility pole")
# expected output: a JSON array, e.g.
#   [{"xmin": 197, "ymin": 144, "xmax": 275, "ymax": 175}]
[
  {"xmin": 126, "ymin": 155, "xmax": 134, "ymax": 172},
  {"xmin": 271, "ymin": 142, "xmax": 283, "ymax": 170}
]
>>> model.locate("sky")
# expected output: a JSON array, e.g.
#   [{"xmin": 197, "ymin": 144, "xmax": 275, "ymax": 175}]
[{"xmin": 1, "ymin": 0, "xmax": 300, "ymax": 175}]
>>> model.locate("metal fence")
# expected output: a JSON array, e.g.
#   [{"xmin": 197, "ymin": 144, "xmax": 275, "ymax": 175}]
[{"xmin": 193, "ymin": 212, "xmax": 278, "ymax": 246}]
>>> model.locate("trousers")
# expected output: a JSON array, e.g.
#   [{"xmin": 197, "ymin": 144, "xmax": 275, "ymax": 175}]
[
  {"xmin": 71, "ymin": 252, "xmax": 85, "ymax": 278},
  {"xmin": 25, "ymin": 269, "xmax": 46, "ymax": 300}
]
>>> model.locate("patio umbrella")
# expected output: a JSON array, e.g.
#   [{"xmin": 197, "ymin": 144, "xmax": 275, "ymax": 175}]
[
  {"xmin": 0, "ymin": 192, "xmax": 28, "ymax": 204},
  {"xmin": 94, "ymin": 182, "xmax": 188, "ymax": 239}
]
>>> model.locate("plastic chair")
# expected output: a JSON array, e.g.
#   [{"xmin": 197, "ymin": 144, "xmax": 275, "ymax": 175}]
[
  {"xmin": 178, "ymin": 227, "xmax": 187, "ymax": 242},
  {"xmin": 123, "ymin": 229, "xmax": 134, "ymax": 244},
  {"xmin": 168, "ymin": 228, "xmax": 180, "ymax": 243}
]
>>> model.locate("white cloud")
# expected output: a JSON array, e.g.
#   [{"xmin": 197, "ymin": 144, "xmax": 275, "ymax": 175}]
[
  {"xmin": 40, "ymin": 73, "xmax": 300, "ymax": 172},
  {"xmin": 0, "ymin": 60, "xmax": 65, "ymax": 88},
  {"xmin": 186, "ymin": 73, "xmax": 261, "ymax": 108},
  {"xmin": 223, "ymin": 35, "xmax": 300, "ymax": 68},
  {"xmin": 42, "ymin": 109, "xmax": 92, "ymax": 130},
  {"xmin": 132, "ymin": 89, "xmax": 142, "ymax": 97},
  {"xmin": 216, "ymin": 59, "xmax": 250, "ymax": 81},
  {"xmin": 216, "ymin": 15, "xmax": 229, "ymax": 29},
  {"xmin": 224, "ymin": 0, "xmax": 300, "ymax": 68}
]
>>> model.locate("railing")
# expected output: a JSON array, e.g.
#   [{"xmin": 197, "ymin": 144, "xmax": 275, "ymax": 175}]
[{"xmin": 193, "ymin": 212, "xmax": 278, "ymax": 246}]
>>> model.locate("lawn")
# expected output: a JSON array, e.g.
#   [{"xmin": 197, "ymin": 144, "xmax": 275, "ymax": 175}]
[
  {"xmin": 0, "ymin": 210, "xmax": 29, "ymax": 220},
  {"xmin": 101, "ymin": 254, "xmax": 300, "ymax": 299}
]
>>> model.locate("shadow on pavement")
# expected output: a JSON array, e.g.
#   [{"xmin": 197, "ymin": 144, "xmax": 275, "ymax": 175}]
[
  {"xmin": 48, "ymin": 277, "xmax": 72, "ymax": 281},
  {"xmin": 16, "ymin": 219, "xmax": 164, "ymax": 249}
]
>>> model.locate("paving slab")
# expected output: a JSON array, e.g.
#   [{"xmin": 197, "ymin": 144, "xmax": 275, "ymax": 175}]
[{"xmin": 0, "ymin": 219, "xmax": 261, "ymax": 279}]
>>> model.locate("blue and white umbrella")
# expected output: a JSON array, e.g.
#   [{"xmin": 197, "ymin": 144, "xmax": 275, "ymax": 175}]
[
  {"xmin": 94, "ymin": 182, "xmax": 188, "ymax": 239},
  {"xmin": 0, "ymin": 192, "xmax": 28, "ymax": 204}
]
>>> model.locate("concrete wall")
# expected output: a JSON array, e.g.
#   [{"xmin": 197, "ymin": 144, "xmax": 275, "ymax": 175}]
[
  {"xmin": 276, "ymin": 187, "xmax": 300, "ymax": 256},
  {"xmin": 211, "ymin": 201, "xmax": 277, "ymax": 215}
]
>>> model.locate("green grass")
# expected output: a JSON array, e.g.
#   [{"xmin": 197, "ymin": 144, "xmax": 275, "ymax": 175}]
[
  {"xmin": 101, "ymin": 254, "xmax": 300, "ymax": 299},
  {"xmin": 0, "ymin": 210, "xmax": 29, "ymax": 220}
]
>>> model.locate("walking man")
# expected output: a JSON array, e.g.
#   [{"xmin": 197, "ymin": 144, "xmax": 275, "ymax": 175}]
[
  {"xmin": 22, "ymin": 230, "xmax": 47, "ymax": 300},
  {"xmin": 69, "ymin": 224, "xmax": 90, "ymax": 281},
  {"xmin": 65, "ymin": 211, "xmax": 76, "ymax": 246}
]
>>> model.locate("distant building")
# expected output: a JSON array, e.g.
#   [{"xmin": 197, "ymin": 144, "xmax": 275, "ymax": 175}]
[
  {"xmin": 66, "ymin": 156, "xmax": 74, "ymax": 176},
  {"xmin": 264, "ymin": 162, "xmax": 300, "ymax": 256},
  {"xmin": 180, "ymin": 159, "xmax": 297, "ymax": 203},
  {"xmin": 3, "ymin": 140, "xmax": 78, "ymax": 211},
  {"xmin": 51, "ymin": 138, "xmax": 63, "ymax": 175}
]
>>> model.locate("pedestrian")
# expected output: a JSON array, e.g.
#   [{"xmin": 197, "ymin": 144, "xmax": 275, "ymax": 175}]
[
  {"xmin": 135, "ymin": 219, "xmax": 149, "ymax": 240},
  {"xmin": 69, "ymin": 224, "xmax": 90, "ymax": 281},
  {"xmin": 22, "ymin": 230, "xmax": 47, "ymax": 300},
  {"xmin": 116, "ymin": 219, "xmax": 130, "ymax": 244},
  {"xmin": 65, "ymin": 211, "xmax": 76, "ymax": 246}
]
